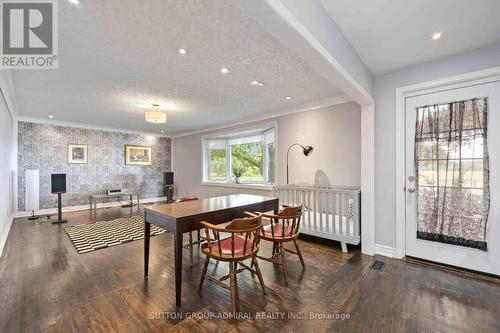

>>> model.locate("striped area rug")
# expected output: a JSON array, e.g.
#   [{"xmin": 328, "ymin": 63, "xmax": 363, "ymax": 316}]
[{"xmin": 64, "ymin": 215, "xmax": 167, "ymax": 254}]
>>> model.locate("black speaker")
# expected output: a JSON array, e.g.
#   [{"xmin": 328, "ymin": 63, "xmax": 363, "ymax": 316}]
[
  {"xmin": 51, "ymin": 174, "xmax": 66, "ymax": 194},
  {"xmin": 164, "ymin": 172, "xmax": 174, "ymax": 185}
]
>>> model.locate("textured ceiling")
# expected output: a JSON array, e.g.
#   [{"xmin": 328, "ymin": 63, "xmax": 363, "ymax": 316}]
[
  {"xmin": 11, "ymin": 0, "xmax": 343, "ymax": 136},
  {"xmin": 320, "ymin": 0, "xmax": 500, "ymax": 74}
]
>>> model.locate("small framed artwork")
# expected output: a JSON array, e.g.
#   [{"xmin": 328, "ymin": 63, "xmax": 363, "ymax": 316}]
[
  {"xmin": 68, "ymin": 144, "xmax": 88, "ymax": 164},
  {"xmin": 125, "ymin": 145, "xmax": 153, "ymax": 166}
]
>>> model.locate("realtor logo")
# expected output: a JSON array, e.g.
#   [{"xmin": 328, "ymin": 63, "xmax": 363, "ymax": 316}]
[{"xmin": 1, "ymin": 0, "xmax": 58, "ymax": 69}]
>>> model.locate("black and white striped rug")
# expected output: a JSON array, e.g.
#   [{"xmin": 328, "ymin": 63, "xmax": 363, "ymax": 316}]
[{"xmin": 64, "ymin": 215, "xmax": 167, "ymax": 254}]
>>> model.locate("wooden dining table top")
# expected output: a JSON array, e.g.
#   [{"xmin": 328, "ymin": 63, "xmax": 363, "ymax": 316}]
[{"xmin": 144, "ymin": 194, "xmax": 277, "ymax": 219}]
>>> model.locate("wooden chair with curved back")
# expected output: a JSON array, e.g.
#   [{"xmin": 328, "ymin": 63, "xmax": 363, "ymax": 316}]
[
  {"xmin": 255, "ymin": 205, "xmax": 304, "ymax": 285},
  {"xmin": 198, "ymin": 212, "xmax": 265, "ymax": 315}
]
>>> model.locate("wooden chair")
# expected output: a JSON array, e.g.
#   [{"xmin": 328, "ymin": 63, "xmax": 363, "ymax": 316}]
[
  {"xmin": 255, "ymin": 205, "xmax": 304, "ymax": 285},
  {"xmin": 176, "ymin": 196, "xmax": 203, "ymax": 248},
  {"xmin": 199, "ymin": 212, "xmax": 265, "ymax": 315}
]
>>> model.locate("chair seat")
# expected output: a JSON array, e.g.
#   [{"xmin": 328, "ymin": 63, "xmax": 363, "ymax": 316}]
[
  {"xmin": 262, "ymin": 222, "xmax": 293, "ymax": 238},
  {"xmin": 202, "ymin": 235, "xmax": 255, "ymax": 256}
]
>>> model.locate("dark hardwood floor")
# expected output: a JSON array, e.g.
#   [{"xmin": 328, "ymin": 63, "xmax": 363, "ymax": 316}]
[{"xmin": 1, "ymin": 205, "xmax": 500, "ymax": 332}]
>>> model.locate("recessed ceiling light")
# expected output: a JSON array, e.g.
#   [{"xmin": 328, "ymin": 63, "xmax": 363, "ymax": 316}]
[
  {"xmin": 68, "ymin": 0, "xmax": 79, "ymax": 4},
  {"xmin": 431, "ymin": 32, "xmax": 443, "ymax": 40},
  {"xmin": 48, "ymin": 115, "xmax": 53, "ymax": 119},
  {"xmin": 220, "ymin": 67, "xmax": 230, "ymax": 74},
  {"xmin": 178, "ymin": 48, "xmax": 187, "ymax": 55},
  {"xmin": 251, "ymin": 80, "xmax": 264, "ymax": 87},
  {"xmin": 161, "ymin": 130, "xmax": 165, "ymax": 133},
  {"xmin": 286, "ymin": 96, "xmax": 292, "ymax": 100}
]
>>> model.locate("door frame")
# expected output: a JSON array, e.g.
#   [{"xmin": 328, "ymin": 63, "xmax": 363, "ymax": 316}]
[{"xmin": 394, "ymin": 66, "xmax": 500, "ymax": 259}]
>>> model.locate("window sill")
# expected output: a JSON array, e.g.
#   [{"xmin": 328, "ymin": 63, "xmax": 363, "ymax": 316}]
[{"xmin": 201, "ymin": 181, "xmax": 275, "ymax": 191}]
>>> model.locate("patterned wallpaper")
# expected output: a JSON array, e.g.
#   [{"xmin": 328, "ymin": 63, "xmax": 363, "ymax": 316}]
[{"xmin": 18, "ymin": 122, "xmax": 171, "ymax": 210}]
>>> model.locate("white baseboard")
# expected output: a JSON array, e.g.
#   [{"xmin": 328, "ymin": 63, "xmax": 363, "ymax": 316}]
[
  {"xmin": 12, "ymin": 196, "xmax": 168, "ymax": 218},
  {"xmin": 0, "ymin": 215, "xmax": 14, "ymax": 257},
  {"xmin": 375, "ymin": 244, "xmax": 397, "ymax": 258}
]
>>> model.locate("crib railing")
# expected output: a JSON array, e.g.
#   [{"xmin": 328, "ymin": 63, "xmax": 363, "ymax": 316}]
[{"xmin": 274, "ymin": 184, "xmax": 361, "ymax": 253}]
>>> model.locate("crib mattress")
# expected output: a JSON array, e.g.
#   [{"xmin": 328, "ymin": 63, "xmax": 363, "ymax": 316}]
[{"xmin": 301, "ymin": 212, "xmax": 354, "ymax": 236}]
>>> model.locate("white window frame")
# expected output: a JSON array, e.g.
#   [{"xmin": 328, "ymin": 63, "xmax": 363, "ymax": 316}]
[{"xmin": 201, "ymin": 122, "xmax": 278, "ymax": 189}]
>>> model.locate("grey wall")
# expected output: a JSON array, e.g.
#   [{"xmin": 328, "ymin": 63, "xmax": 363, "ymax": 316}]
[
  {"xmin": 173, "ymin": 102, "xmax": 361, "ymax": 198},
  {"xmin": 374, "ymin": 43, "xmax": 500, "ymax": 248},
  {"xmin": 17, "ymin": 122, "xmax": 171, "ymax": 210},
  {"xmin": 0, "ymin": 87, "xmax": 14, "ymax": 253}
]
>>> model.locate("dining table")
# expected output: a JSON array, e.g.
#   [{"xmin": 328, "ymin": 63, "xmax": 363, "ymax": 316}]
[{"xmin": 143, "ymin": 194, "xmax": 280, "ymax": 307}]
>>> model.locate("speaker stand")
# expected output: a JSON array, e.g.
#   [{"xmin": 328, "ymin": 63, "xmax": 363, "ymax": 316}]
[
  {"xmin": 28, "ymin": 210, "xmax": 40, "ymax": 221},
  {"xmin": 52, "ymin": 192, "xmax": 67, "ymax": 224},
  {"xmin": 166, "ymin": 185, "xmax": 174, "ymax": 203}
]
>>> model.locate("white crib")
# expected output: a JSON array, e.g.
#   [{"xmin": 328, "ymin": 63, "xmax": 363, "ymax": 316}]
[{"xmin": 274, "ymin": 184, "xmax": 361, "ymax": 253}]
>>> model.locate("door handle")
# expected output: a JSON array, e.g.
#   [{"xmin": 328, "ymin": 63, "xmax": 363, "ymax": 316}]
[{"xmin": 407, "ymin": 187, "xmax": 416, "ymax": 193}]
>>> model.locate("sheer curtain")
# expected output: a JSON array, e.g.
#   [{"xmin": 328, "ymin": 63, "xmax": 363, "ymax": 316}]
[{"xmin": 414, "ymin": 98, "xmax": 489, "ymax": 251}]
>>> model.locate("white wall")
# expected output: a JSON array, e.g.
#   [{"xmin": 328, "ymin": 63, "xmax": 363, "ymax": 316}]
[
  {"xmin": 374, "ymin": 43, "xmax": 500, "ymax": 248},
  {"xmin": 0, "ymin": 71, "xmax": 16, "ymax": 256},
  {"xmin": 173, "ymin": 102, "xmax": 361, "ymax": 198}
]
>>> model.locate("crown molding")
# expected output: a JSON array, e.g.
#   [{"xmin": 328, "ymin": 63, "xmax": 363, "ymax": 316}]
[
  {"xmin": 0, "ymin": 70, "xmax": 19, "ymax": 119},
  {"xmin": 172, "ymin": 94, "xmax": 353, "ymax": 138},
  {"xmin": 15, "ymin": 116, "xmax": 172, "ymax": 138}
]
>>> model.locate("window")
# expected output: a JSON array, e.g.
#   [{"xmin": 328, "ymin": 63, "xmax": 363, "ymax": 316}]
[
  {"xmin": 206, "ymin": 139, "xmax": 226, "ymax": 180},
  {"xmin": 203, "ymin": 126, "xmax": 276, "ymax": 185},
  {"xmin": 414, "ymin": 98, "xmax": 489, "ymax": 250}
]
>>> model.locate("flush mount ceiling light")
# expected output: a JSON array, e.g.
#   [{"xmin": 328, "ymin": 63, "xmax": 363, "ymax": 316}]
[
  {"xmin": 251, "ymin": 80, "xmax": 264, "ymax": 87},
  {"xmin": 48, "ymin": 115, "xmax": 54, "ymax": 119},
  {"xmin": 220, "ymin": 67, "xmax": 230, "ymax": 74},
  {"xmin": 145, "ymin": 104, "xmax": 167, "ymax": 124},
  {"xmin": 178, "ymin": 48, "xmax": 187, "ymax": 55},
  {"xmin": 68, "ymin": 0, "xmax": 79, "ymax": 4},
  {"xmin": 285, "ymin": 96, "xmax": 292, "ymax": 100},
  {"xmin": 431, "ymin": 32, "xmax": 443, "ymax": 40}
]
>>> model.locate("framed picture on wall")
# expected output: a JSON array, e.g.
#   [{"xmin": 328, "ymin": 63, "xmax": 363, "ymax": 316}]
[
  {"xmin": 68, "ymin": 144, "xmax": 88, "ymax": 164},
  {"xmin": 125, "ymin": 145, "xmax": 153, "ymax": 166}
]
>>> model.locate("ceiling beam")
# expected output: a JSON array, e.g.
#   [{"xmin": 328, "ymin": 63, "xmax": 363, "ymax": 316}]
[{"xmin": 238, "ymin": 0, "xmax": 374, "ymax": 106}]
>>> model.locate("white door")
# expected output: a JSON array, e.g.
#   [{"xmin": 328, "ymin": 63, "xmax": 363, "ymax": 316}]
[{"xmin": 405, "ymin": 80, "xmax": 500, "ymax": 275}]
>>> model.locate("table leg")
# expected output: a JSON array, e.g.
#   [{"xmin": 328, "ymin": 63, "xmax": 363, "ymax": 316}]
[
  {"xmin": 174, "ymin": 225, "xmax": 183, "ymax": 308},
  {"xmin": 144, "ymin": 219, "xmax": 151, "ymax": 278}
]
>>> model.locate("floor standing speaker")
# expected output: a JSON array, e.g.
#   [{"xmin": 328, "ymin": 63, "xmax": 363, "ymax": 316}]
[
  {"xmin": 51, "ymin": 174, "xmax": 68, "ymax": 224},
  {"xmin": 164, "ymin": 172, "xmax": 174, "ymax": 202},
  {"xmin": 26, "ymin": 170, "xmax": 40, "ymax": 220}
]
